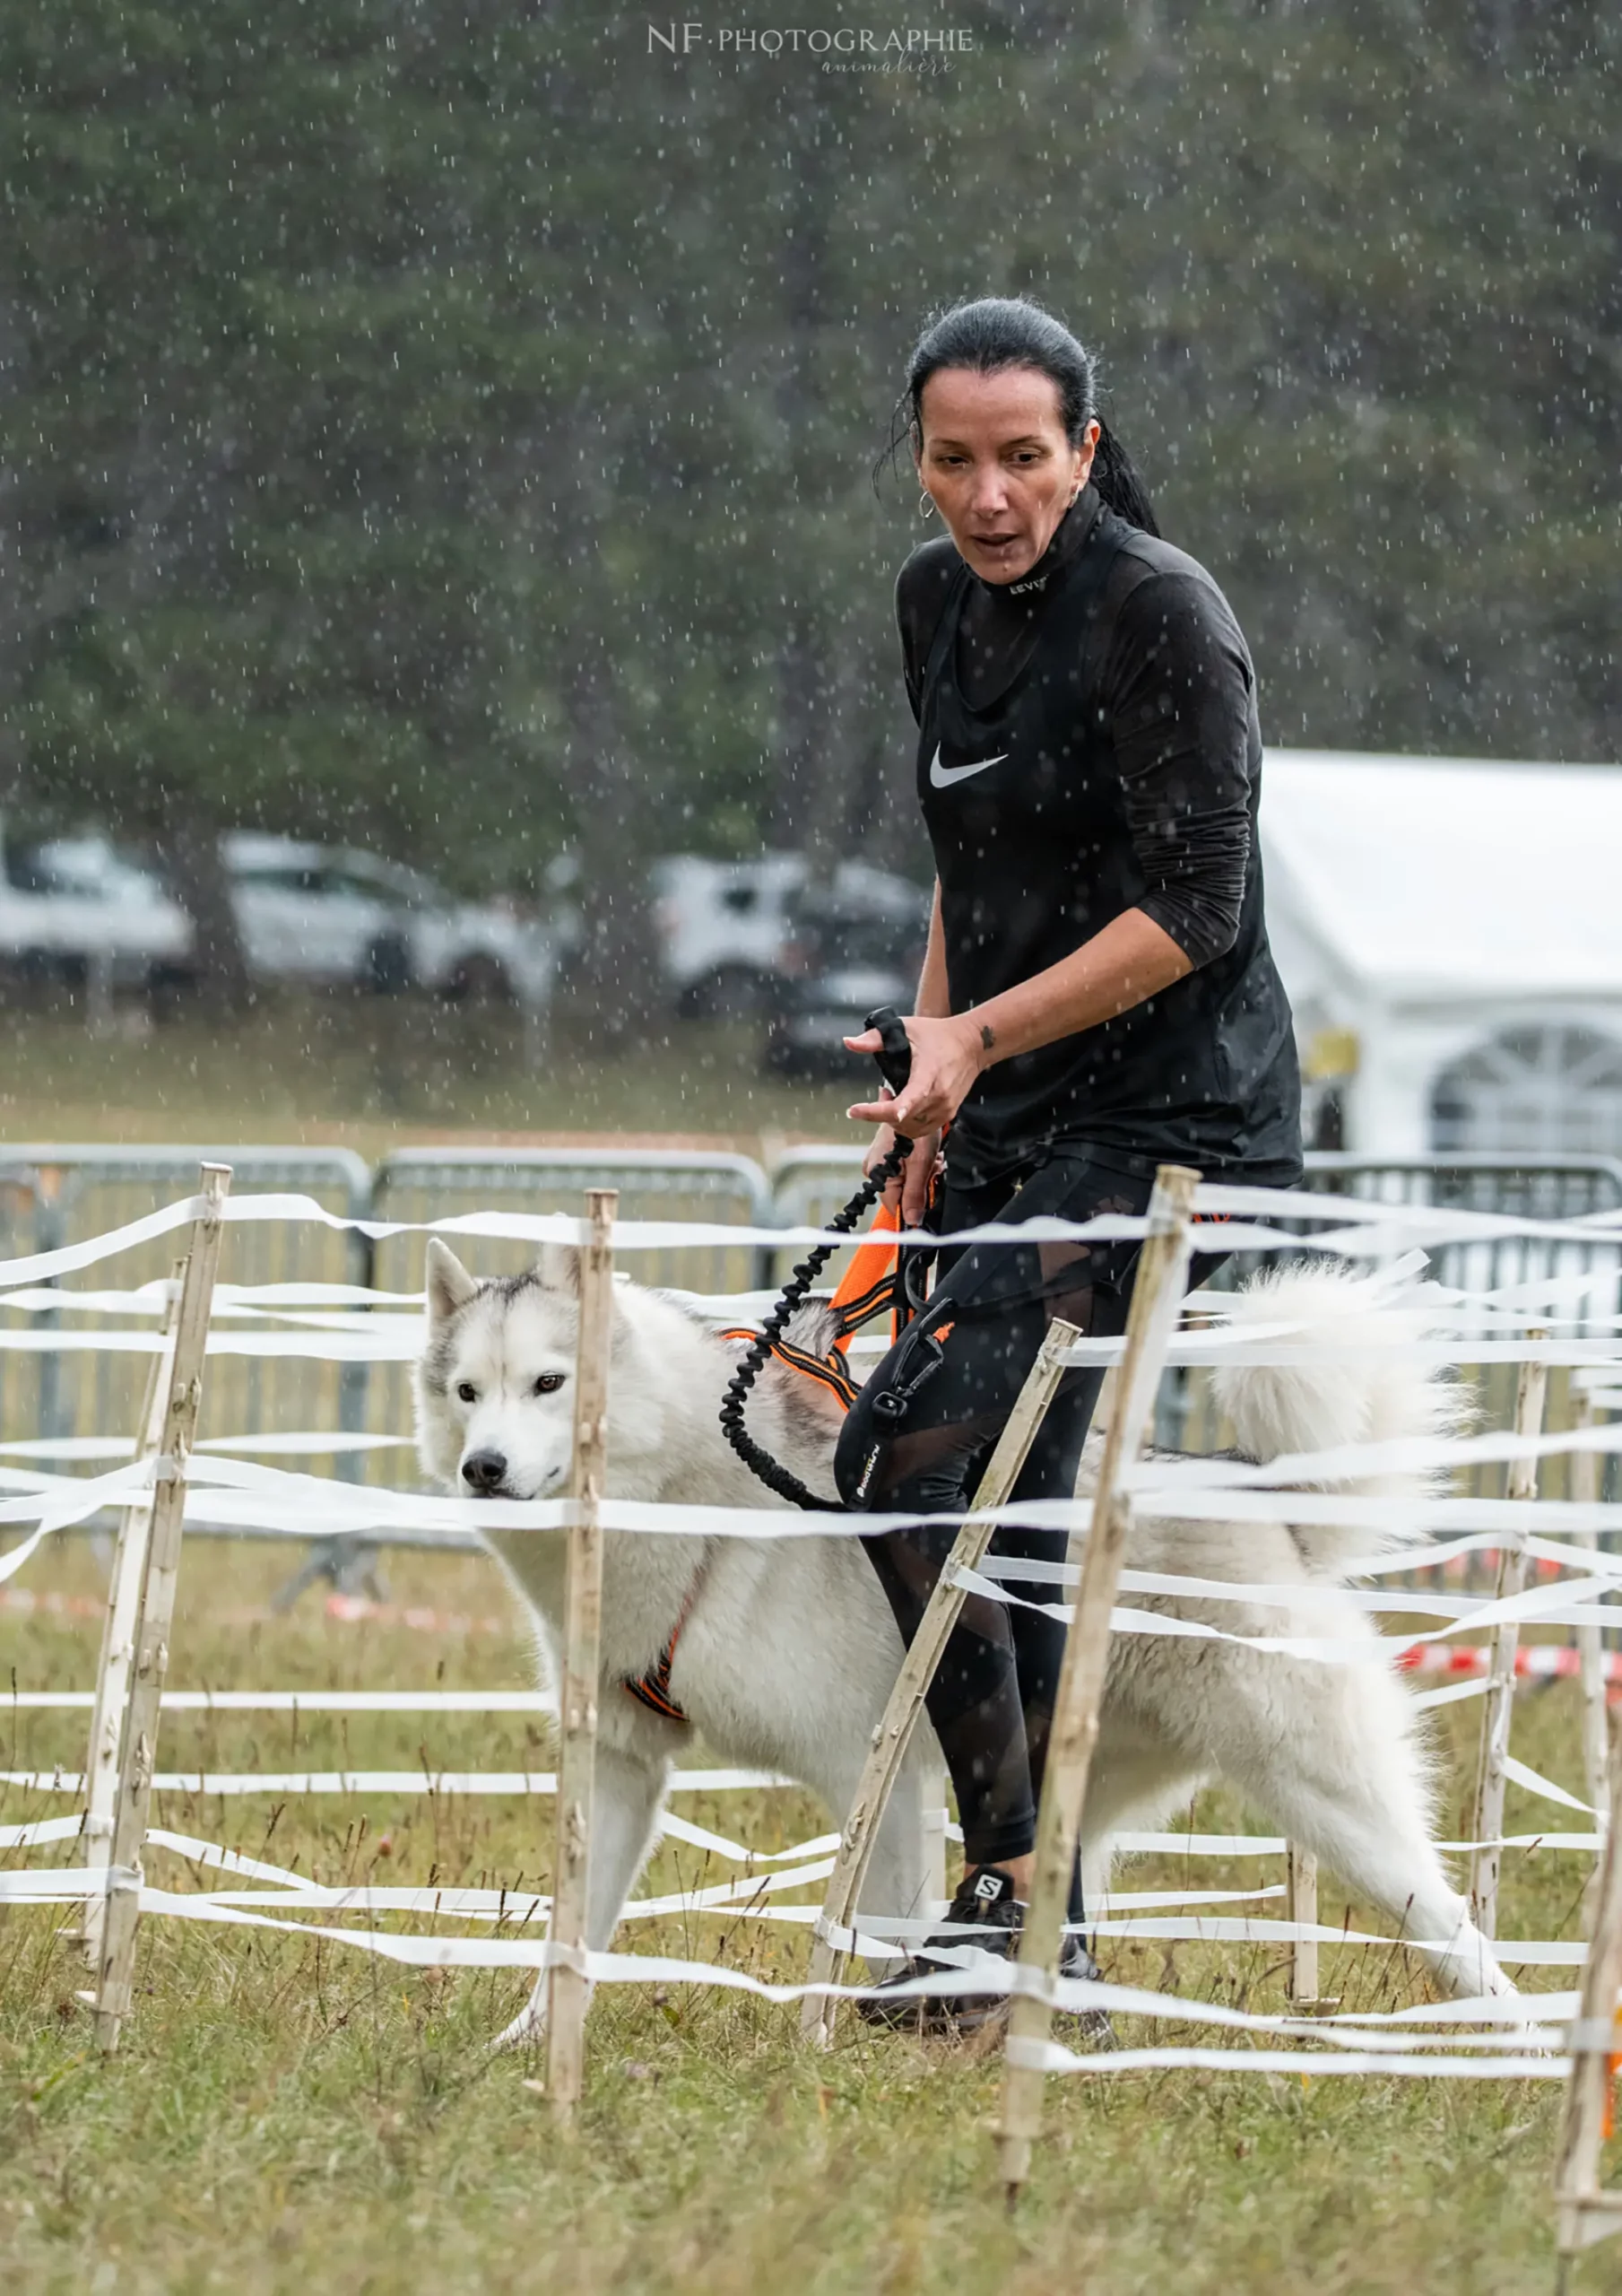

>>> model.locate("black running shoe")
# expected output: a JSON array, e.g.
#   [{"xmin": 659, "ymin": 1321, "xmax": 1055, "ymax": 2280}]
[
  {"xmin": 856, "ymin": 1876, "xmax": 1118, "ymax": 2046},
  {"xmin": 851, "ymin": 1953, "xmax": 931, "ymax": 2033},
  {"xmin": 855, "ymin": 1866, "xmax": 1024, "ymax": 2038}
]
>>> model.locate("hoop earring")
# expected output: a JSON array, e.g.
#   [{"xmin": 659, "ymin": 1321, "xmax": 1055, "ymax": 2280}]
[{"xmin": 918, "ymin": 490, "xmax": 936, "ymax": 521}]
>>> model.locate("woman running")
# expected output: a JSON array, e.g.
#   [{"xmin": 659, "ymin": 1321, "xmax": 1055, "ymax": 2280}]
[{"xmin": 835, "ymin": 297, "xmax": 1304, "ymax": 2031}]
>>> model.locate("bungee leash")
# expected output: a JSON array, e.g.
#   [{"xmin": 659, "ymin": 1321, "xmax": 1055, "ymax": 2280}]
[{"xmin": 718, "ymin": 1006, "xmax": 915, "ymax": 1511}]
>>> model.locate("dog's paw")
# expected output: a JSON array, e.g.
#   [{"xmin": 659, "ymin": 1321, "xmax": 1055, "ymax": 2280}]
[
  {"xmin": 1063, "ymin": 2004, "xmax": 1119, "ymax": 2052},
  {"xmin": 489, "ymin": 2007, "xmax": 546, "ymax": 2056},
  {"xmin": 488, "ymin": 1987, "xmax": 549, "ymax": 2056},
  {"xmin": 488, "ymin": 1973, "xmax": 596, "ymax": 2056}
]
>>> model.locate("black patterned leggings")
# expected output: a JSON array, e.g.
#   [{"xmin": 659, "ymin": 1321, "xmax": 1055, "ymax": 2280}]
[{"xmin": 833, "ymin": 1148, "xmax": 1221, "ymax": 1898}]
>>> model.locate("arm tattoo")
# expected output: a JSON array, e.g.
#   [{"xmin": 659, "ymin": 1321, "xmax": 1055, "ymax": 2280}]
[{"xmin": 979, "ymin": 1023, "xmax": 996, "ymax": 1055}]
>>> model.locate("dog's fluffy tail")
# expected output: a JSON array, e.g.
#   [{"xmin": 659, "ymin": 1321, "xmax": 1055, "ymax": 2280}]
[{"xmin": 1208, "ymin": 1262, "xmax": 1464, "ymax": 1575}]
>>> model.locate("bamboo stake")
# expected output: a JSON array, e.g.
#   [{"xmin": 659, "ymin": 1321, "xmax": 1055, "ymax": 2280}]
[
  {"xmin": 997, "ymin": 1163, "xmax": 1200, "ymax": 2202},
  {"xmin": 800, "ymin": 1317, "xmax": 1082, "ymax": 2045},
  {"xmin": 1555, "ymin": 1753, "xmax": 1622, "ymax": 2261},
  {"xmin": 545, "ymin": 1188, "xmax": 617, "ymax": 2120},
  {"xmin": 923, "ymin": 1775, "xmax": 950, "ymax": 1909},
  {"xmin": 1287, "ymin": 1846, "xmax": 1320, "ymax": 2007},
  {"xmin": 77, "ymin": 1260, "xmax": 186, "ymax": 1969},
  {"xmin": 1572, "ymin": 1386, "xmax": 1611, "ymax": 1839},
  {"xmin": 1469, "ymin": 1334, "xmax": 1548, "ymax": 1940},
  {"xmin": 91, "ymin": 1166, "xmax": 230, "ymax": 2052}
]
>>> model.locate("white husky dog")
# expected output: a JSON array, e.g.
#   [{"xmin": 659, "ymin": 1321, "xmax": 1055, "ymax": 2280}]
[{"xmin": 414, "ymin": 1238, "xmax": 1516, "ymax": 2048}]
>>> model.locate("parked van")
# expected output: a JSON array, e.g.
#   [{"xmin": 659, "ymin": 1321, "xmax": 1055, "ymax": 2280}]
[{"xmin": 649, "ymin": 853, "xmax": 924, "ymax": 1018}]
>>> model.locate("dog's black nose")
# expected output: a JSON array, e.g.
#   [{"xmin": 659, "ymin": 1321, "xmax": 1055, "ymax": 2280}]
[{"xmin": 461, "ymin": 1448, "xmax": 508, "ymax": 1494}]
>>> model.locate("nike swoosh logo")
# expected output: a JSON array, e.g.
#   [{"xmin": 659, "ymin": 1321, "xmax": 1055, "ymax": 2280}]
[{"xmin": 929, "ymin": 744, "xmax": 1009, "ymax": 788}]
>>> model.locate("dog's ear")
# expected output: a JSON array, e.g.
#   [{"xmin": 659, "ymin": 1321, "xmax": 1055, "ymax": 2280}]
[
  {"xmin": 425, "ymin": 1237, "xmax": 479, "ymax": 1324},
  {"xmin": 534, "ymin": 1244, "xmax": 582, "ymax": 1297}
]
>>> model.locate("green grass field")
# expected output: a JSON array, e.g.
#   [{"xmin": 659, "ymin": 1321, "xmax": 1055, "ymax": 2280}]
[
  {"xmin": 0, "ymin": 987, "xmax": 860, "ymax": 1157},
  {"xmin": 1, "ymin": 989, "xmax": 1616, "ymax": 2291},
  {"xmin": 1, "ymin": 1533, "xmax": 1615, "ymax": 2296}
]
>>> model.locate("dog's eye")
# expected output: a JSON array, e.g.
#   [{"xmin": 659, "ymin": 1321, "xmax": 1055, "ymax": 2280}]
[
  {"xmin": 532, "ymin": 1373, "xmax": 565, "ymax": 1396},
  {"xmin": 455, "ymin": 1381, "xmax": 478, "ymax": 1404}
]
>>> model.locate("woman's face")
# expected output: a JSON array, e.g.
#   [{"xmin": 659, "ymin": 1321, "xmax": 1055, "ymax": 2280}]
[{"xmin": 915, "ymin": 365, "xmax": 1097, "ymax": 587}]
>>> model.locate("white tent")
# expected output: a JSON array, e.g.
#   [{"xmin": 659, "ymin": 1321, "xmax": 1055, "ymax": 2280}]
[{"xmin": 1257, "ymin": 751, "xmax": 1622, "ymax": 1158}]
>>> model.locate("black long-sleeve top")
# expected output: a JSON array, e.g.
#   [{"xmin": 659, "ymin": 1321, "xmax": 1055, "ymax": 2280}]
[{"xmin": 896, "ymin": 483, "xmax": 1302, "ymax": 1185}]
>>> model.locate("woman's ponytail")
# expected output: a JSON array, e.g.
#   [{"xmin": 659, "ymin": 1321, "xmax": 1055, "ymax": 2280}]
[{"xmin": 1090, "ymin": 420, "xmax": 1160, "ymax": 538}]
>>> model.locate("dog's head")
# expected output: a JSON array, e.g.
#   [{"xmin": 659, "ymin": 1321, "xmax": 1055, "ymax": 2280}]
[{"xmin": 413, "ymin": 1237, "xmax": 599, "ymax": 1501}]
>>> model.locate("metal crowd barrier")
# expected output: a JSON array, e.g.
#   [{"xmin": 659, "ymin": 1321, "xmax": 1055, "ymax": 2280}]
[
  {"xmin": 768, "ymin": 1145, "xmax": 1622, "ymax": 1496},
  {"xmin": 768, "ymin": 1144, "xmax": 879, "ymax": 1292},
  {"xmin": 3, "ymin": 1142, "xmax": 1619, "ymax": 1588},
  {"xmin": 1177, "ymin": 1155, "xmax": 1622, "ymax": 1501},
  {"xmin": 1302, "ymin": 1153, "xmax": 1622, "ymax": 1307},
  {"xmin": 0, "ymin": 1144, "xmax": 372, "ymax": 1466},
  {"xmin": 0, "ymin": 1159, "xmax": 47, "ymax": 1463},
  {"xmin": 373, "ymin": 1144, "xmax": 776, "ymax": 1292},
  {"xmin": 0, "ymin": 1140, "xmax": 782, "ymax": 1602},
  {"xmin": 772, "ymin": 1145, "xmax": 1622, "ymax": 1283}
]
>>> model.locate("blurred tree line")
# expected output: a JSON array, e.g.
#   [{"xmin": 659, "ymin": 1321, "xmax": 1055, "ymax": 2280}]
[{"xmin": 0, "ymin": 0, "xmax": 1615, "ymax": 1019}]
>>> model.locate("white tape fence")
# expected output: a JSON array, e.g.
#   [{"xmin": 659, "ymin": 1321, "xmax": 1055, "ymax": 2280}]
[{"xmin": 3, "ymin": 1171, "xmax": 1622, "ymax": 2238}]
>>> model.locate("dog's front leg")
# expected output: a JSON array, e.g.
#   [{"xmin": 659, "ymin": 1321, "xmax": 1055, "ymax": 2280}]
[
  {"xmin": 490, "ymin": 1735, "xmax": 672, "ymax": 2055},
  {"xmin": 585, "ymin": 1738, "xmax": 674, "ymax": 1950}
]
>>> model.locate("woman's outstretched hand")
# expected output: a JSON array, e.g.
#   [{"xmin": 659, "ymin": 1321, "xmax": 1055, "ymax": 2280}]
[{"xmin": 845, "ymin": 1010, "xmax": 985, "ymax": 1135}]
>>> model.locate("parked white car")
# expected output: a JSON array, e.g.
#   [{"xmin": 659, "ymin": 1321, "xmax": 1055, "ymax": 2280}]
[
  {"xmin": 0, "ymin": 828, "xmax": 192, "ymax": 987},
  {"xmin": 222, "ymin": 835, "xmax": 558, "ymax": 1005},
  {"xmin": 1, "ymin": 824, "xmax": 557, "ymax": 1009},
  {"xmin": 649, "ymin": 852, "xmax": 925, "ymax": 1016}
]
